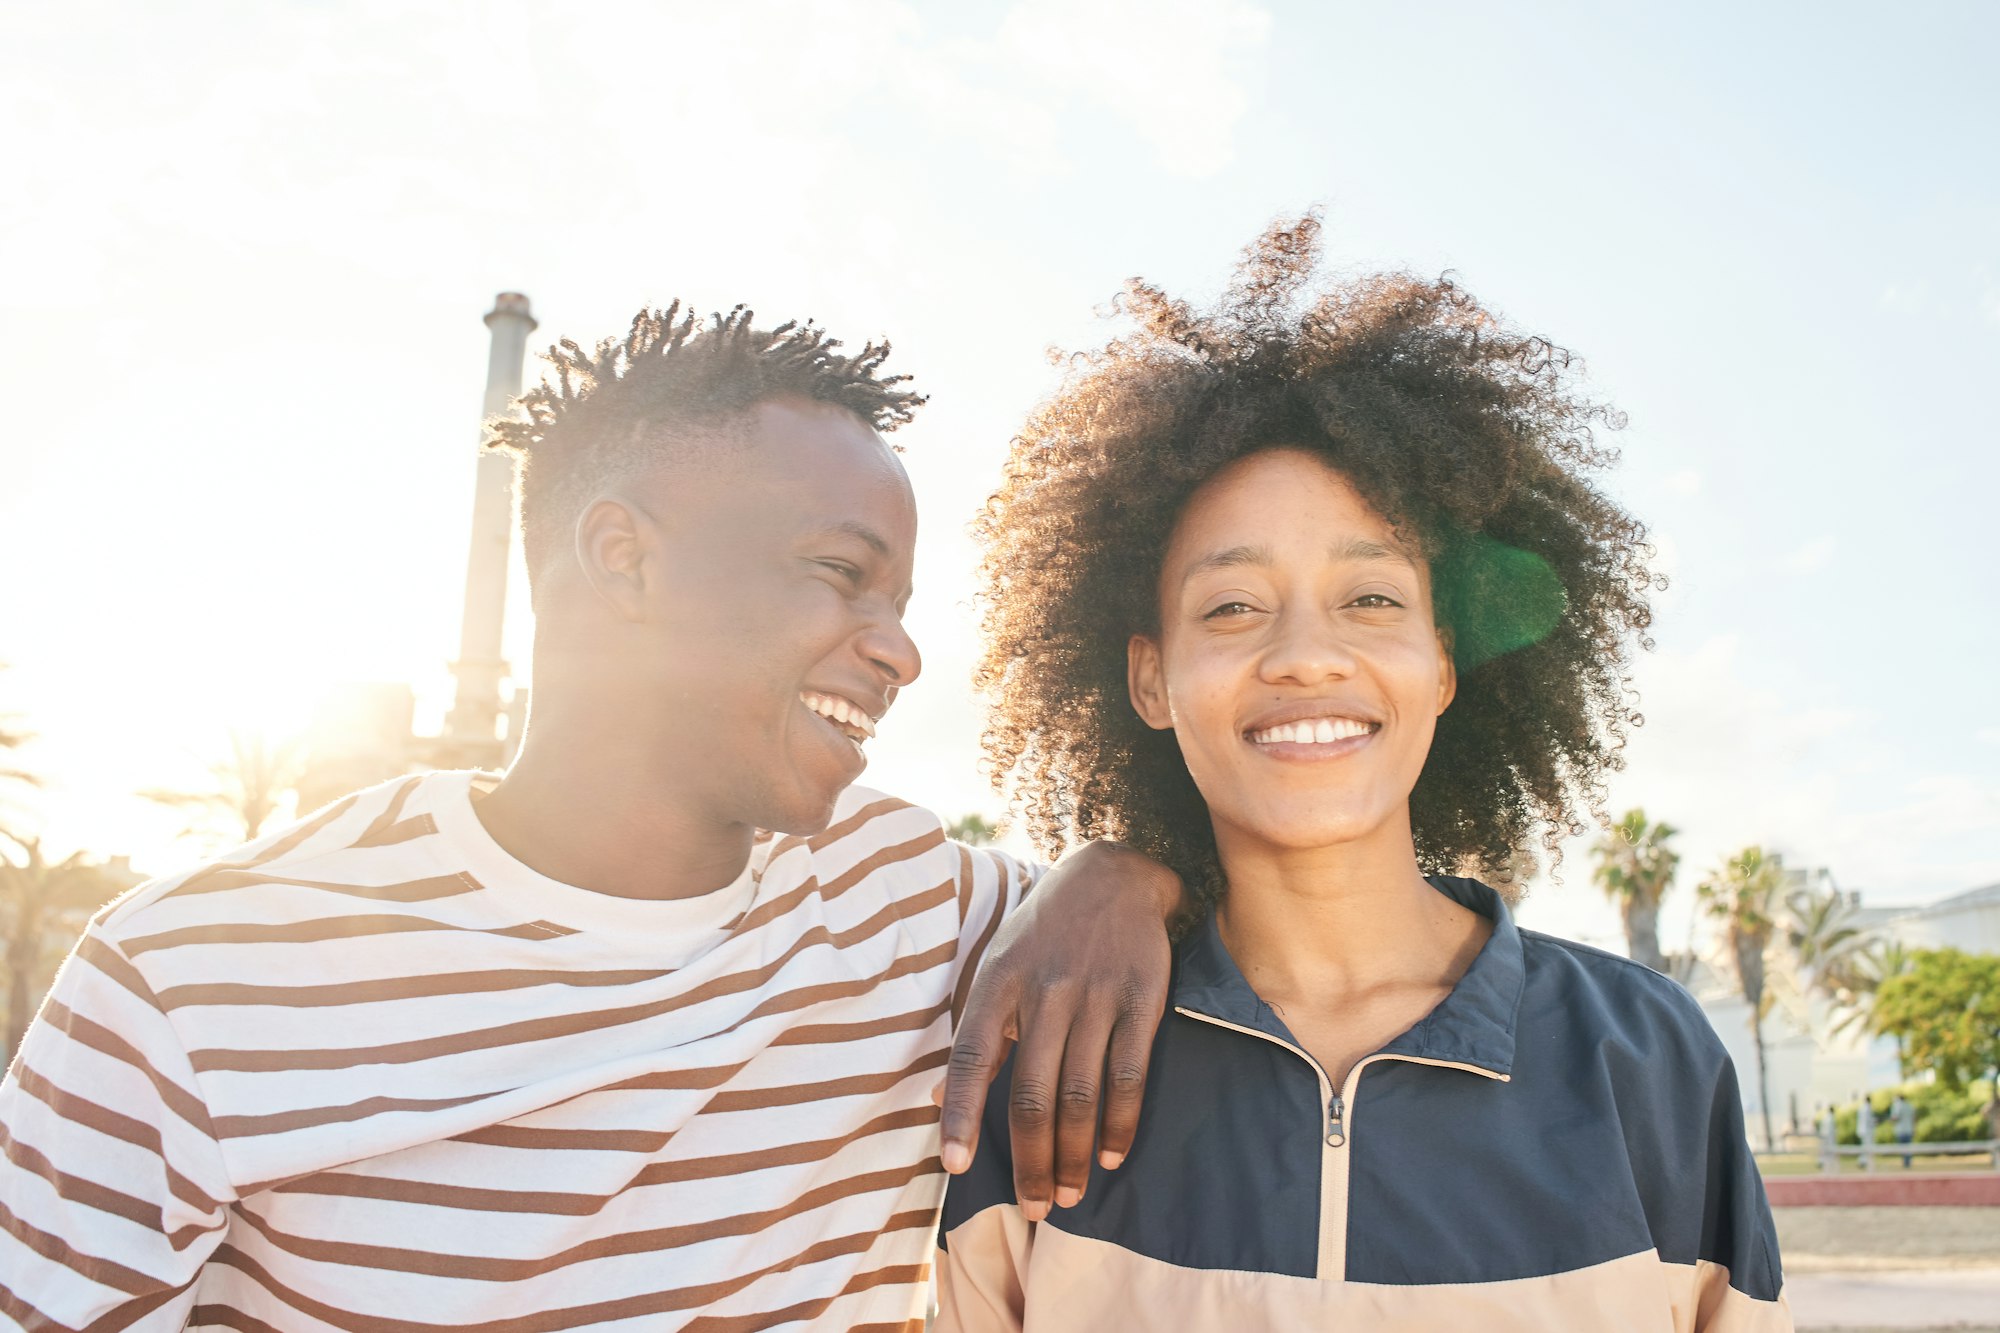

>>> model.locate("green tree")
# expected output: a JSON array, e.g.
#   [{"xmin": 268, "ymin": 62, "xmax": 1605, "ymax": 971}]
[
  {"xmin": 945, "ymin": 813, "xmax": 999, "ymax": 847},
  {"xmin": 1871, "ymin": 949, "xmax": 2000, "ymax": 1092},
  {"xmin": 0, "ymin": 834, "xmax": 122, "ymax": 1060},
  {"xmin": 1699, "ymin": 845, "xmax": 1788, "ymax": 1151},
  {"xmin": 143, "ymin": 728, "xmax": 304, "ymax": 846},
  {"xmin": 1591, "ymin": 808, "xmax": 1678, "ymax": 973}
]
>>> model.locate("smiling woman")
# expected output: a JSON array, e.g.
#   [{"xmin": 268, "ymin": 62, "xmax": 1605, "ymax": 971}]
[
  {"xmin": 974, "ymin": 212, "xmax": 1658, "ymax": 906},
  {"xmin": 940, "ymin": 215, "xmax": 1789, "ymax": 1331}
]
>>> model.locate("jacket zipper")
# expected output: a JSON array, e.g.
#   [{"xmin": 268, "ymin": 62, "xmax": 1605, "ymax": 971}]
[
  {"xmin": 1172, "ymin": 1006, "xmax": 1342, "ymax": 1277},
  {"xmin": 1173, "ymin": 1005, "xmax": 1509, "ymax": 1281}
]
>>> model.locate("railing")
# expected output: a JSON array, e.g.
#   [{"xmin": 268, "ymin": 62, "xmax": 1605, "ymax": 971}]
[{"xmin": 1805, "ymin": 1140, "xmax": 1997, "ymax": 1171}]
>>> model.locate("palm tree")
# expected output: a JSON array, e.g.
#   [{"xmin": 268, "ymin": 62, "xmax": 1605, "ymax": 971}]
[
  {"xmin": 1785, "ymin": 878, "xmax": 1868, "ymax": 999},
  {"xmin": 1828, "ymin": 938, "xmax": 1915, "ymax": 1073},
  {"xmin": 0, "ymin": 666, "xmax": 40, "ymax": 840},
  {"xmin": 945, "ymin": 813, "xmax": 999, "ymax": 847},
  {"xmin": 143, "ymin": 728, "xmax": 304, "ymax": 846},
  {"xmin": 1591, "ymin": 809, "xmax": 1679, "ymax": 973},
  {"xmin": 0, "ymin": 834, "xmax": 122, "ymax": 1060},
  {"xmin": 1698, "ymin": 845, "xmax": 1788, "ymax": 1151}
]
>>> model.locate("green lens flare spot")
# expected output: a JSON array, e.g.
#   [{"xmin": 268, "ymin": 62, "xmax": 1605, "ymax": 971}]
[{"xmin": 1440, "ymin": 534, "xmax": 1568, "ymax": 671}]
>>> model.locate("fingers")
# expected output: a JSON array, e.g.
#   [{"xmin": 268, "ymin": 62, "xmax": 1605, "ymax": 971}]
[
  {"xmin": 1094, "ymin": 980, "xmax": 1164, "ymax": 1170},
  {"xmin": 1049, "ymin": 1006, "xmax": 1118, "ymax": 1208},
  {"xmin": 1004, "ymin": 998, "xmax": 1065, "ymax": 1222},
  {"xmin": 940, "ymin": 991, "xmax": 1013, "ymax": 1176}
]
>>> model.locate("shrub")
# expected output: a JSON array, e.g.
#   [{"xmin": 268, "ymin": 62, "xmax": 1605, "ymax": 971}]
[{"xmin": 1831, "ymin": 1078, "xmax": 1994, "ymax": 1145}]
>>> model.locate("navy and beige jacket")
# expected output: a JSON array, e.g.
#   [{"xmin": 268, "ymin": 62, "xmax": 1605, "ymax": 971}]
[{"xmin": 937, "ymin": 877, "xmax": 1789, "ymax": 1330}]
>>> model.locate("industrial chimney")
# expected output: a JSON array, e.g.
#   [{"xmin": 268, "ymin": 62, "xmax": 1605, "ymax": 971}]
[{"xmin": 441, "ymin": 292, "xmax": 537, "ymax": 770}]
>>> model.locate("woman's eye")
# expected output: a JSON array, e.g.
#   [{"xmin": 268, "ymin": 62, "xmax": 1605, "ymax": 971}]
[
  {"xmin": 1349, "ymin": 593, "xmax": 1403, "ymax": 609},
  {"xmin": 1204, "ymin": 601, "xmax": 1256, "ymax": 619}
]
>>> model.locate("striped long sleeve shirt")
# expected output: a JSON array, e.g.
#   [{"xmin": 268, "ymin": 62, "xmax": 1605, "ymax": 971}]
[{"xmin": 0, "ymin": 771, "xmax": 1032, "ymax": 1331}]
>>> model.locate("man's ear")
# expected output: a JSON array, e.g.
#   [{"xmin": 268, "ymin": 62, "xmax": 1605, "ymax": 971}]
[
  {"xmin": 1435, "ymin": 626, "xmax": 1458, "ymax": 715},
  {"xmin": 576, "ymin": 496, "xmax": 653, "ymax": 623},
  {"xmin": 1127, "ymin": 634, "xmax": 1174, "ymax": 730}
]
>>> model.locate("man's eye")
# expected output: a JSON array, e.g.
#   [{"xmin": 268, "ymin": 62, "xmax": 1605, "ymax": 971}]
[
  {"xmin": 1204, "ymin": 601, "xmax": 1256, "ymax": 619},
  {"xmin": 1349, "ymin": 593, "xmax": 1403, "ymax": 609},
  {"xmin": 816, "ymin": 560, "xmax": 862, "ymax": 584}
]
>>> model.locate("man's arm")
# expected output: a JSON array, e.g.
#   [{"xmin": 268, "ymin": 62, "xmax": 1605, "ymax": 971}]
[
  {"xmin": 939, "ymin": 840, "xmax": 1180, "ymax": 1222},
  {"xmin": 0, "ymin": 924, "xmax": 233, "ymax": 1329}
]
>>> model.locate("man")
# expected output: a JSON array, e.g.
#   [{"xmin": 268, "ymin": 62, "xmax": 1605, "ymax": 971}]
[
  {"xmin": 0, "ymin": 306, "xmax": 1177, "ymax": 1329},
  {"xmin": 1889, "ymin": 1092, "xmax": 1916, "ymax": 1168}
]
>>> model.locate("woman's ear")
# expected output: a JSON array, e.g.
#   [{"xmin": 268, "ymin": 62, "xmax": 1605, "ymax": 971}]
[
  {"xmin": 576, "ymin": 496, "xmax": 653, "ymax": 623},
  {"xmin": 1435, "ymin": 626, "xmax": 1458, "ymax": 715},
  {"xmin": 1128, "ymin": 634, "xmax": 1174, "ymax": 730}
]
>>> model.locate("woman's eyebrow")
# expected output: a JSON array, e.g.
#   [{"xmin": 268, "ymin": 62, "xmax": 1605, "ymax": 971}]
[
  {"xmin": 1332, "ymin": 537, "xmax": 1415, "ymax": 565},
  {"xmin": 1184, "ymin": 538, "xmax": 1412, "ymax": 583},
  {"xmin": 1183, "ymin": 544, "xmax": 1273, "ymax": 582}
]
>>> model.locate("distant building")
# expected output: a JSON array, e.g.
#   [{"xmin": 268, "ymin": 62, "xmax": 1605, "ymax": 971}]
[
  {"xmin": 1689, "ymin": 870, "xmax": 1999, "ymax": 1148},
  {"xmin": 1877, "ymin": 881, "xmax": 2000, "ymax": 955}
]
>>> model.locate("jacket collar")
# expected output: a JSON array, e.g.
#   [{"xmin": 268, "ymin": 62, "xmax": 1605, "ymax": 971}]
[{"xmin": 1170, "ymin": 875, "xmax": 1525, "ymax": 1078}]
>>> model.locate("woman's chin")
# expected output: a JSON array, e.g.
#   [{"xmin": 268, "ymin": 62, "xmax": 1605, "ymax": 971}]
[{"xmin": 1214, "ymin": 807, "xmax": 1396, "ymax": 859}]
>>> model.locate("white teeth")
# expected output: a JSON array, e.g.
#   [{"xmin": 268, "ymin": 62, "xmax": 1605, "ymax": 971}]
[
  {"xmin": 800, "ymin": 691, "xmax": 876, "ymax": 740},
  {"xmin": 1248, "ymin": 717, "xmax": 1373, "ymax": 746}
]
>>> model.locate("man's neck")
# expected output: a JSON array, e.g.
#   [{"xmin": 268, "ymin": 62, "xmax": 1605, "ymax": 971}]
[{"xmin": 475, "ymin": 715, "xmax": 757, "ymax": 903}]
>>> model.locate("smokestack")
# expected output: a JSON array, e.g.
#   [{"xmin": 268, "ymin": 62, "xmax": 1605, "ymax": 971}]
[{"xmin": 442, "ymin": 292, "xmax": 537, "ymax": 769}]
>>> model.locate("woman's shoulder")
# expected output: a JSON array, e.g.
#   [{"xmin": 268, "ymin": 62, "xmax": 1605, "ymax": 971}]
[{"xmin": 1515, "ymin": 928, "xmax": 1730, "ymax": 1071}]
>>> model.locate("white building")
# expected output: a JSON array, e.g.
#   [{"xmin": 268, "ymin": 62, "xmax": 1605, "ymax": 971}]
[
  {"xmin": 1690, "ymin": 875, "xmax": 1999, "ymax": 1148},
  {"xmin": 1877, "ymin": 882, "xmax": 2000, "ymax": 955}
]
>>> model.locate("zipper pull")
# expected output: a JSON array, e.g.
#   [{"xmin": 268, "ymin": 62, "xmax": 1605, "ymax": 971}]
[{"xmin": 1325, "ymin": 1092, "xmax": 1346, "ymax": 1147}]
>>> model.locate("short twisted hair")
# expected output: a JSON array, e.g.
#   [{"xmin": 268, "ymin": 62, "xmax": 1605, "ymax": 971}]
[
  {"xmin": 487, "ymin": 303, "xmax": 927, "ymax": 584},
  {"xmin": 974, "ymin": 215, "xmax": 1658, "ymax": 909}
]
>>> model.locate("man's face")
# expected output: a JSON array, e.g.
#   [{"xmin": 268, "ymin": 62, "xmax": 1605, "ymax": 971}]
[{"xmin": 627, "ymin": 395, "xmax": 921, "ymax": 836}]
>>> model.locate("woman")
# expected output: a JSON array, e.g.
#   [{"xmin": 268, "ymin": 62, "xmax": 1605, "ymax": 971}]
[{"xmin": 937, "ymin": 217, "xmax": 1788, "ymax": 1330}]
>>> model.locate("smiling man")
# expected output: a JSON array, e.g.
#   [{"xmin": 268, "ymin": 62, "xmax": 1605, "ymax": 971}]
[{"xmin": 0, "ymin": 306, "xmax": 1178, "ymax": 1330}]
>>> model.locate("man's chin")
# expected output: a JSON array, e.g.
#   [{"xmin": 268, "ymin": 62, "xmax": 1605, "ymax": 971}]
[{"xmin": 756, "ymin": 781, "xmax": 850, "ymax": 838}]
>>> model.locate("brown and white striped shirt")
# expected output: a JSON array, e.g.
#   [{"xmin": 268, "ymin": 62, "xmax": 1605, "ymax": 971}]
[{"xmin": 0, "ymin": 770, "xmax": 1032, "ymax": 1331}]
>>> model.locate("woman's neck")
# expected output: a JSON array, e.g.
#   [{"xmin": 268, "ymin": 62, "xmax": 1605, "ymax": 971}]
[{"xmin": 1212, "ymin": 818, "xmax": 1489, "ymax": 1020}]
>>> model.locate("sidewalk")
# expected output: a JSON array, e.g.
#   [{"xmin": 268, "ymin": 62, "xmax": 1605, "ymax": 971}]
[
  {"xmin": 1786, "ymin": 1266, "xmax": 2000, "ymax": 1332},
  {"xmin": 1776, "ymin": 1205, "xmax": 2000, "ymax": 1332}
]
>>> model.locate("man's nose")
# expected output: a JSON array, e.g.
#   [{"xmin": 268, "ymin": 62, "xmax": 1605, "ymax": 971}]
[{"xmin": 861, "ymin": 613, "xmax": 922, "ymax": 690}]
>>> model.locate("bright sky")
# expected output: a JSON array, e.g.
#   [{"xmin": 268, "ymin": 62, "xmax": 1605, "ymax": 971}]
[{"xmin": 3, "ymin": 0, "xmax": 1995, "ymax": 954}]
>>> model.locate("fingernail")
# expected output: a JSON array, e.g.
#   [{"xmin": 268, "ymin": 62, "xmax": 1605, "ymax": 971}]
[
  {"xmin": 1054, "ymin": 1186, "xmax": 1081, "ymax": 1209},
  {"xmin": 1021, "ymin": 1198, "xmax": 1049, "ymax": 1223},
  {"xmin": 929, "ymin": 1081, "xmax": 945, "ymax": 1107},
  {"xmin": 1099, "ymin": 1150, "xmax": 1125, "ymax": 1171},
  {"xmin": 942, "ymin": 1142, "xmax": 971, "ymax": 1174}
]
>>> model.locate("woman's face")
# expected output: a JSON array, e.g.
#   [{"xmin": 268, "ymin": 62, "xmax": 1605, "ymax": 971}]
[{"xmin": 1128, "ymin": 449, "xmax": 1456, "ymax": 860}]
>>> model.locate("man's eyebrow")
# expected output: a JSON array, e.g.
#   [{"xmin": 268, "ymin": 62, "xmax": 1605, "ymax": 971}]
[{"xmin": 813, "ymin": 520, "xmax": 891, "ymax": 557}]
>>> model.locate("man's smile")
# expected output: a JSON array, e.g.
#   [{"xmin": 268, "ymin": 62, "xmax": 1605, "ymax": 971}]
[{"xmin": 800, "ymin": 689, "xmax": 879, "ymax": 743}]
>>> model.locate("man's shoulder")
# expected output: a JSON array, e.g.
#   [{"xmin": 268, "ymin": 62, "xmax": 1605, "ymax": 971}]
[
  {"xmin": 94, "ymin": 772, "xmax": 453, "ymax": 946},
  {"xmin": 779, "ymin": 786, "xmax": 951, "ymax": 859}
]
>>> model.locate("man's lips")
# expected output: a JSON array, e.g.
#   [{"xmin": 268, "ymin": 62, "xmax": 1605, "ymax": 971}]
[{"xmin": 800, "ymin": 689, "xmax": 881, "ymax": 742}]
